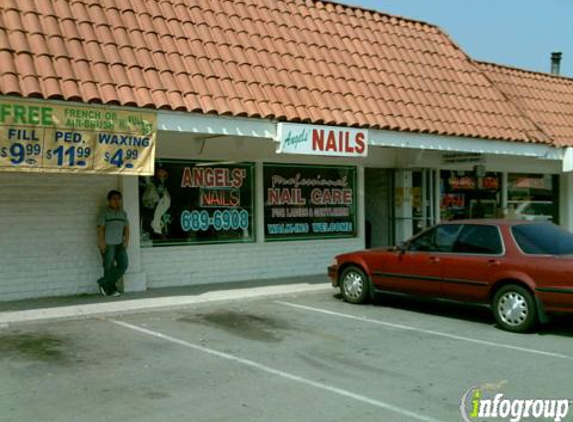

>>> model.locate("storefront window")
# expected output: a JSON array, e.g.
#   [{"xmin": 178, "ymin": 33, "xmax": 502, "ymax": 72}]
[
  {"xmin": 440, "ymin": 170, "xmax": 501, "ymax": 220},
  {"xmin": 507, "ymin": 173, "xmax": 558, "ymax": 223},
  {"xmin": 139, "ymin": 160, "xmax": 255, "ymax": 246},
  {"xmin": 263, "ymin": 164, "xmax": 357, "ymax": 240}
]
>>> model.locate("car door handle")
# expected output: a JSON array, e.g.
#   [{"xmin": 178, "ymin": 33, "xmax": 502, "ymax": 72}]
[
  {"xmin": 488, "ymin": 259, "xmax": 501, "ymax": 267},
  {"xmin": 429, "ymin": 256, "xmax": 440, "ymax": 264}
]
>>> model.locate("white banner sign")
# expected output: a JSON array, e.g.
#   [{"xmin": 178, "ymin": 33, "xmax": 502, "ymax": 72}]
[{"xmin": 276, "ymin": 123, "xmax": 368, "ymax": 157}]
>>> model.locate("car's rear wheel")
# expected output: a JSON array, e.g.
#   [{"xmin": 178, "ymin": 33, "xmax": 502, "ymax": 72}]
[
  {"xmin": 492, "ymin": 284, "xmax": 537, "ymax": 333},
  {"xmin": 340, "ymin": 266, "xmax": 370, "ymax": 304}
]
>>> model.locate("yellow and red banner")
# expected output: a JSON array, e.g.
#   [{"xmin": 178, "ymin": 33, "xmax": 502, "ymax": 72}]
[{"xmin": 0, "ymin": 98, "xmax": 156, "ymax": 175}]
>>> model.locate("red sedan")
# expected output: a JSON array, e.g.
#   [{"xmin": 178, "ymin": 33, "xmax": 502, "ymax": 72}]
[{"xmin": 328, "ymin": 220, "xmax": 573, "ymax": 332}]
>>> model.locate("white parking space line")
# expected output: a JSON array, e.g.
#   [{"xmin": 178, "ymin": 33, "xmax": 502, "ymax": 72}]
[
  {"xmin": 275, "ymin": 301, "xmax": 573, "ymax": 360},
  {"xmin": 110, "ymin": 319, "xmax": 448, "ymax": 422}
]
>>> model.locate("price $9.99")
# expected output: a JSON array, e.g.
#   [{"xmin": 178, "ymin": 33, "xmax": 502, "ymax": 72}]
[{"xmin": 0, "ymin": 143, "xmax": 42, "ymax": 165}]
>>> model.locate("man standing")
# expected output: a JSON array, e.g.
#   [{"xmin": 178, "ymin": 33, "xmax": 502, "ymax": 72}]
[{"xmin": 97, "ymin": 190, "xmax": 129, "ymax": 297}]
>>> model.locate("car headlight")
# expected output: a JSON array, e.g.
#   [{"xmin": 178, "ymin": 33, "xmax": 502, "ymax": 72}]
[{"xmin": 330, "ymin": 258, "xmax": 338, "ymax": 267}]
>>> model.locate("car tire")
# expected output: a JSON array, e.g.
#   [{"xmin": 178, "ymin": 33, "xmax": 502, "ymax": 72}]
[
  {"xmin": 492, "ymin": 284, "xmax": 537, "ymax": 333},
  {"xmin": 340, "ymin": 266, "xmax": 370, "ymax": 304}
]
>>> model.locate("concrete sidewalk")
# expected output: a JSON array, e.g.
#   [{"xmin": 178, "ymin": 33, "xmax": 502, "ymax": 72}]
[{"xmin": 0, "ymin": 275, "xmax": 333, "ymax": 326}]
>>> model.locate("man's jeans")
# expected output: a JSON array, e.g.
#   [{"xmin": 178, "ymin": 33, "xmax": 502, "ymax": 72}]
[{"xmin": 99, "ymin": 244, "xmax": 129, "ymax": 294}]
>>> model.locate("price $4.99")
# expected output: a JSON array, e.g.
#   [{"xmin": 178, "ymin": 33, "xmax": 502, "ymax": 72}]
[{"xmin": 104, "ymin": 149, "xmax": 139, "ymax": 169}]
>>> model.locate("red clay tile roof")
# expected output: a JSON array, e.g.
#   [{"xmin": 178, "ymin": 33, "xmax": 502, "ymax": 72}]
[
  {"xmin": 0, "ymin": 0, "xmax": 555, "ymax": 144},
  {"xmin": 477, "ymin": 61, "xmax": 573, "ymax": 146}
]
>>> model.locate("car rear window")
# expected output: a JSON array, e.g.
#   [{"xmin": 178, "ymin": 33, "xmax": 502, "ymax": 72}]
[
  {"xmin": 511, "ymin": 223, "xmax": 573, "ymax": 255},
  {"xmin": 453, "ymin": 225, "xmax": 503, "ymax": 255}
]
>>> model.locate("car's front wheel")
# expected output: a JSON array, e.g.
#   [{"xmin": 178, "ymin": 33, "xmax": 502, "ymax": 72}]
[
  {"xmin": 492, "ymin": 284, "xmax": 537, "ymax": 333},
  {"xmin": 340, "ymin": 266, "xmax": 370, "ymax": 304}
]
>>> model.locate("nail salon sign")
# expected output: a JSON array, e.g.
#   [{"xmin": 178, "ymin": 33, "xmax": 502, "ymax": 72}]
[{"xmin": 276, "ymin": 123, "xmax": 368, "ymax": 157}]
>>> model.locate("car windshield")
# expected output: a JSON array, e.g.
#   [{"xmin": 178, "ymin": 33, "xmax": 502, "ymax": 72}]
[{"xmin": 511, "ymin": 223, "xmax": 573, "ymax": 255}]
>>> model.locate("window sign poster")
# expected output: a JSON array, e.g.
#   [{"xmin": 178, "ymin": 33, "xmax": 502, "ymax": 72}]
[
  {"xmin": 441, "ymin": 193, "xmax": 465, "ymax": 209},
  {"xmin": 446, "ymin": 173, "xmax": 500, "ymax": 191},
  {"xmin": 139, "ymin": 160, "xmax": 254, "ymax": 246},
  {"xmin": 0, "ymin": 99, "xmax": 156, "ymax": 175},
  {"xmin": 263, "ymin": 164, "xmax": 357, "ymax": 240}
]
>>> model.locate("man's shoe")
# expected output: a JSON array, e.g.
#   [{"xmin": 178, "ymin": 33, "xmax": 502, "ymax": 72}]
[
  {"xmin": 111, "ymin": 291, "xmax": 122, "ymax": 297},
  {"xmin": 99, "ymin": 285, "xmax": 108, "ymax": 297}
]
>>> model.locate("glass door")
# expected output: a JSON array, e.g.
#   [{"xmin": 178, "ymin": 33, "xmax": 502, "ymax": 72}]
[{"xmin": 393, "ymin": 169, "xmax": 437, "ymax": 244}]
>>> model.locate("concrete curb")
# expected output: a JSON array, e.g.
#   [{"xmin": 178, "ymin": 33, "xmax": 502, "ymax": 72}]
[{"xmin": 0, "ymin": 283, "xmax": 331, "ymax": 327}]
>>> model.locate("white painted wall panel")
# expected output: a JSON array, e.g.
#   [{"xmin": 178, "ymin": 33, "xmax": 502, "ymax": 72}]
[
  {"xmin": 142, "ymin": 238, "xmax": 362, "ymax": 288},
  {"xmin": 0, "ymin": 173, "xmax": 117, "ymax": 301}
]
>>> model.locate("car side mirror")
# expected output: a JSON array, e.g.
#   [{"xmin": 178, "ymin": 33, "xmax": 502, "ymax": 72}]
[{"xmin": 397, "ymin": 242, "xmax": 407, "ymax": 254}]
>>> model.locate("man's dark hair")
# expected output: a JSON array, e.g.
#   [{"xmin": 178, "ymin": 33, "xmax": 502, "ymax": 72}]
[{"xmin": 107, "ymin": 190, "xmax": 122, "ymax": 200}]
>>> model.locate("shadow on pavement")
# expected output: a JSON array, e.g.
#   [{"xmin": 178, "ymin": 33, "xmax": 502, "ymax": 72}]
[{"xmin": 536, "ymin": 315, "xmax": 573, "ymax": 338}]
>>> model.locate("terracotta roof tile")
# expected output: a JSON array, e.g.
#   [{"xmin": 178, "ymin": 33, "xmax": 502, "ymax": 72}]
[
  {"xmin": 107, "ymin": 64, "xmax": 128, "ymax": 88},
  {"xmin": 133, "ymin": 86, "xmax": 154, "ymax": 107},
  {"xmin": 34, "ymin": 54, "xmax": 59, "ymax": 79},
  {"xmin": 253, "ymin": 84, "xmax": 273, "ymax": 108},
  {"xmin": 40, "ymin": 76, "xmax": 62, "ymax": 98},
  {"xmin": 0, "ymin": 0, "xmax": 566, "ymax": 143},
  {"xmin": 216, "ymin": 78, "xmax": 237, "ymax": 99},
  {"xmin": 13, "ymin": 52, "xmax": 36, "ymax": 78},
  {"xmin": 88, "ymin": 3, "xmax": 109, "ymax": 25},
  {"xmin": 21, "ymin": 11, "xmax": 41, "ymax": 34},
  {"xmin": 164, "ymin": 90, "xmax": 185, "ymax": 111},
  {"xmin": 60, "ymin": 79, "xmax": 81, "ymax": 100},
  {"xmin": 1, "ymin": 72, "xmax": 16, "ymax": 94},
  {"xmin": 70, "ymin": 3, "xmax": 90, "ymax": 24},
  {"xmin": 187, "ymin": 74, "xmax": 207, "ymax": 96},
  {"xmin": 104, "ymin": 8, "xmax": 125, "ymax": 29},
  {"xmin": 212, "ymin": 96, "xmax": 232, "ymax": 115},
  {"xmin": 122, "ymin": 9, "xmax": 140, "ymax": 31},
  {"xmin": 0, "ymin": 48, "xmax": 15, "ymax": 76},
  {"xmin": 0, "ymin": 19, "xmax": 9, "ymax": 48},
  {"xmin": 173, "ymin": 72, "xmax": 195, "ymax": 95},
  {"xmin": 149, "ymin": 89, "xmax": 169, "ymax": 109},
  {"xmin": 183, "ymin": 92, "xmax": 202, "ymax": 112},
  {"xmin": 114, "ymin": 46, "xmax": 134, "ymax": 67},
  {"xmin": 196, "ymin": 94, "xmax": 216, "ymax": 114},
  {"xmin": 101, "ymin": 44, "xmax": 119, "ymax": 66},
  {"xmin": 20, "ymin": 74, "xmax": 41, "ymax": 96},
  {"xmin": 8, "ymin": 29, "xmax": 30, "ymax": 54},
  {"xmin": 478, "ymin": 61, "xmax": 573, "ymax": 145},
  {"xmin": 92, "ymin": 63, "xmax": 113, "ymax": 88}
]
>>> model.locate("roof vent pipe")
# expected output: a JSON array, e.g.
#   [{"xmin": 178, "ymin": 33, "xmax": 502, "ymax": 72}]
[{"xmin": 551, "ymin": 52, "xmax": 562, "ymax": 75}]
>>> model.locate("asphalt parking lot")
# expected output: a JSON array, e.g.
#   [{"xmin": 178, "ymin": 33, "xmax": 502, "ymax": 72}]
[{"xmin": 1, "ymin": 288, "xmax": 572, "ymax": 422}]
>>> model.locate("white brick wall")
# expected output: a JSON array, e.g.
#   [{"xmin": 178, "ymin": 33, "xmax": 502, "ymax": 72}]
[
  {"xmin": 142, "ymin": 238, "xmax": 363, "ymax": 288},
  {"xmin": 0, "ymin": 170, "xmax": 365, "ymax": 300},
  {"xmin": 0, "ymin": 173, "xmax": 117, "ymax": 301}
]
